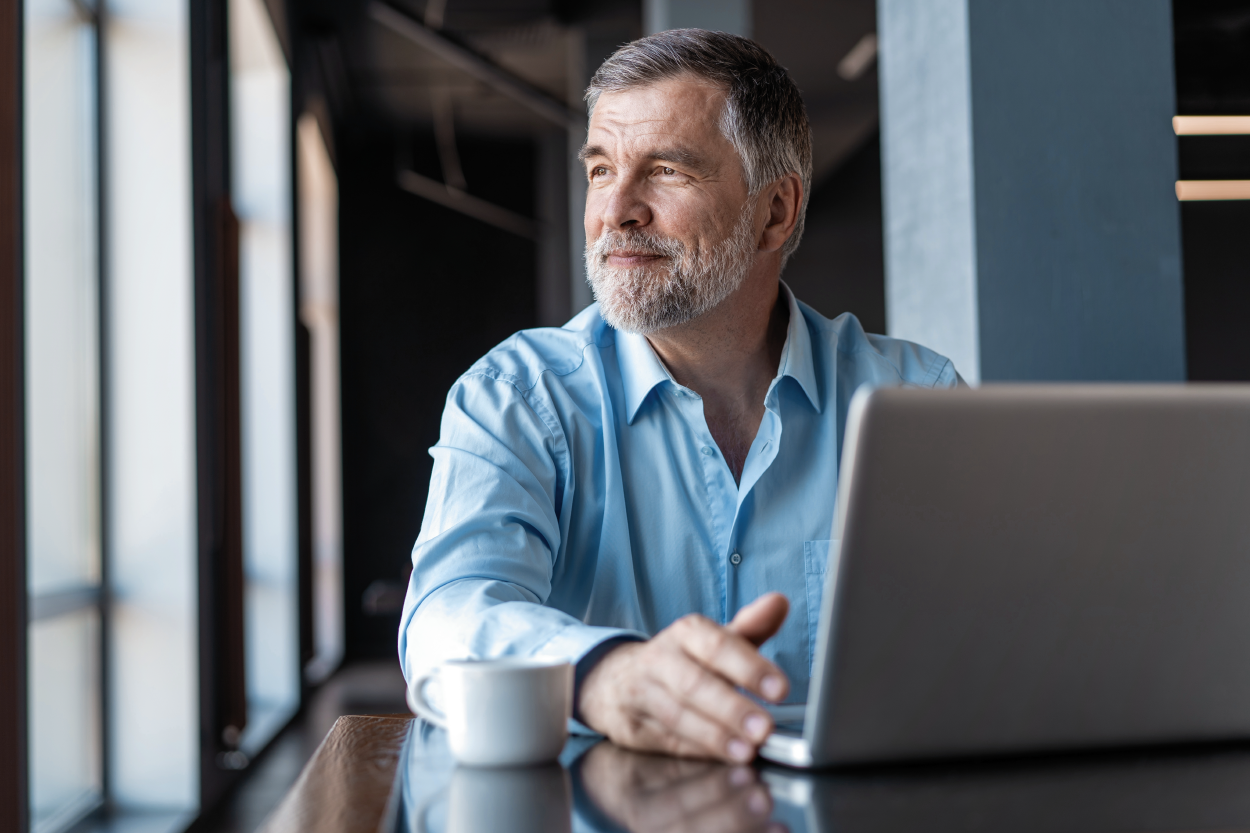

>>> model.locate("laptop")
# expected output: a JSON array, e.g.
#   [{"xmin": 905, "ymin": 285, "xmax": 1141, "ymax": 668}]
[{"xmin": 761, "ymin": 384, "xmax": 1250, "ymax": 768}]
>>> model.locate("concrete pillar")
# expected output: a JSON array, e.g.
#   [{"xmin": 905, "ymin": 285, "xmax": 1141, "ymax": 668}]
[
  {"xmin": 878, "ymin": 0, "xmax": 1185, "ymax": 382},
  {"xmin": 644, "ymin": 0, "xmax": 751, "ymax": 37}
]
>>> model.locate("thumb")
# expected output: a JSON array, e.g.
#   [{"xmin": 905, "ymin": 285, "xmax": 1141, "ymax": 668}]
[{"xmin": 727, "ymin": 592, "xmax": 789, "ymax": 647}]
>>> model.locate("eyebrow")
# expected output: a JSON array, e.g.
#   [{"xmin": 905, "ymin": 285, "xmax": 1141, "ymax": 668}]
[{"xmin": 577, "ymin": 143, "xmax": 714, "ymax": 176}]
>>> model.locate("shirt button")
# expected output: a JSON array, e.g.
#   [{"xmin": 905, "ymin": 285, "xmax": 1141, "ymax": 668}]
[
  {"xmin": 700, "ymin": 446, "xmax": 715, "ymax": 457},
  {"xmin": 730, "ymin": 552, "xmax": 742, "ymax": 565}
]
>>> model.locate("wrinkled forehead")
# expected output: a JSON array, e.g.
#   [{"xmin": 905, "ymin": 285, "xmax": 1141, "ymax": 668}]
[{"xmin": 586, "ymin": 77, "xmax": 736, "ymax": 160}]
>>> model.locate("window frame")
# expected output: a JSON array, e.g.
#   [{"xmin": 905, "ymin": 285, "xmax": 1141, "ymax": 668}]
[{"xmin": 2, "ymin": 0, "xmax": 30, "ymax": 827}]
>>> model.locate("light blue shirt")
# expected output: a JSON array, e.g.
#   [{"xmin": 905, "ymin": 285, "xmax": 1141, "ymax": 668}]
[{"xmin": 400, "ymin": 284, "xmax": 960, "ymax": 707}]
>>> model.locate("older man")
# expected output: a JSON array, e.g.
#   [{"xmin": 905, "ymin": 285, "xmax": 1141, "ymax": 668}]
[{"xmin": 399, "ymin": 30, "xmax": 961, "ymax": 764}]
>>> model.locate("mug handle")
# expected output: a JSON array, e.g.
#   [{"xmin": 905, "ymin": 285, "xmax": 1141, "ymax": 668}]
[{"xmin": 407, "ymin": 670, "xmax": 447, "ymax": 728}]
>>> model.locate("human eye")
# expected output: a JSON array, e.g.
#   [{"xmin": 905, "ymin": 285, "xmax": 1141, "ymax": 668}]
[{"xmin": 589, "ymin": 165, "xmax": 609, "ymax": 181}]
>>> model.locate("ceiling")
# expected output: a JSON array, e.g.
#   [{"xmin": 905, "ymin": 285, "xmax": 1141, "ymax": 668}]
[{"xmin": 292, "ymin": 0, "xmax": 881, "ymax": 188}]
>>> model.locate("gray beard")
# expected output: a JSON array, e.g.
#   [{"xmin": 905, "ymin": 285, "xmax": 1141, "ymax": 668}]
[{"xmin": 585, "ymin": 207, "xmax": 757, "ymax": 335}]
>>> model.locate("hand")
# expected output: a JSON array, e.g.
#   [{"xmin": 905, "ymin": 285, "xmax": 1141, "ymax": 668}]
[
  {"xmin": 579, "ymin": 592, "xmax": 791, "ymax": 763},
  {"xmin": 578, "ymin": 741, "xmax": 786, "ymax": 833}
]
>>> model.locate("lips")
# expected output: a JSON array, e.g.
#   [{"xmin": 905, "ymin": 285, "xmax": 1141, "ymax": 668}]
[{"xmin": 606, "ymin": 251, "xmax": 665, "ymax": 266}]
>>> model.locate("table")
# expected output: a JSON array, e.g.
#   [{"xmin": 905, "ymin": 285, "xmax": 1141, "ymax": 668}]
[{"xmin": 263, "ymin": 715, "xmax": 1250, "ymax": 833}]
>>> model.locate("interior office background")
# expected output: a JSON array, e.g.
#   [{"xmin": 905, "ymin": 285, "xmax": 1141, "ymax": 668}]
[{"xmin": 0, "ymin": 0, "xmax": 1247, "ymax": 831}]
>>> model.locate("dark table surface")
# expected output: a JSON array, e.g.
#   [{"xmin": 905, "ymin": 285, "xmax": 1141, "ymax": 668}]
[{"xmin": 263, "ymin": 714, "xmax": 1250, "ymax": 833}]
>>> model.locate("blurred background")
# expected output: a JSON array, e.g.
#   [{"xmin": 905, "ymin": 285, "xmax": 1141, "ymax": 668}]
[{"xmin": 2, "ymin": 0, "xmax": 1248, "ymax": 831}]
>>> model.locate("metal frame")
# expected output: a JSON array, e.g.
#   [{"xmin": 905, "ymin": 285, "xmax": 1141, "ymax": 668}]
[
  {"xmin": 1, "ymin": 0, "xmax": 29, "ymax": 827},
  {"xmin": 190, "ymin": 0, "xmax": 252, "ymax": 805},
  {"xmin": 94, "ymin": 0, "xmax": 113, "ymax": 808}
]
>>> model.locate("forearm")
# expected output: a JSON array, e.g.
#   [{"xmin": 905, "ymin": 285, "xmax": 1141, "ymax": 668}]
[{"xmin": 399, "ymin": 579, "xmax": 645, "ymax": 710}]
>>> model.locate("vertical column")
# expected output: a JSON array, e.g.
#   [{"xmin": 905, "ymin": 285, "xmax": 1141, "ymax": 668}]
[
  {"xmin": 644, "ymin": 0, "xmax": 751, "ymax": 37},
  {"xmin": 0, "ymin": 0, "xmax": 28, "ymax": 827},
  {"xmin": 878, "ymin": 0, "xmax": 1185, "ymax": 382}
]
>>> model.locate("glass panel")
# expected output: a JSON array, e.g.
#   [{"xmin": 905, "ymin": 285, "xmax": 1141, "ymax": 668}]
[
  {"xmin": 28, "ymin": 609, "xmax": 102, "ymax": 833},
  {"xmin": 23, "ymin": 0, "xmax": 101, "ymax": 597},
  {"xmin": 24, "ymin": 0, "xmax": 103, "ymax": 828},
  {"xmin": 297, "ymin": 113, "xmax": 343, "ymax": 683},
  {"xmin": 230, "ymin": 0, "xmax": 300, "ymax": 750},
  {"xmin": 103, "ymin": 0, "xmax": 199, "ymax": 805}
]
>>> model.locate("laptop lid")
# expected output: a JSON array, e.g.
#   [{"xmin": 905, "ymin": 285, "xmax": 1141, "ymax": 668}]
[{"xmin": 805, "ymin": 385, "xmax": 1250, "ymax": 766}]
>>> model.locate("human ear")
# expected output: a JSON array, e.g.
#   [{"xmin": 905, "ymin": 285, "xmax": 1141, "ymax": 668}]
[{"xmin": 758, "ymin": 173, "xmax": 803, "ymax": 254}]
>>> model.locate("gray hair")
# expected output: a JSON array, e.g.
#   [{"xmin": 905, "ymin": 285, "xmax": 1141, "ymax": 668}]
[{"xmin": 586, "ymin": 29, "xmax": 813, "ymax": 264}]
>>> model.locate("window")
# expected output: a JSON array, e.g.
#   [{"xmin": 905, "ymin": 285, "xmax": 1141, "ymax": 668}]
[
  {"xmin": 23, "ymin": 0, "xmax": 103, "ymax": 828},
  {"xmin": 25, "ymin": 0, "xmax": 202, "ymax": 824},
  {"xmin": 22, "ymin": 0, "xmax": 316, "ymax": 824},
  {"xmin": 297, "ymin": 112, "xmax": 343, "ymax": 683},
  {"xmin": 229, "ymin": 0, "xmax": 301, "ymax": 752}
]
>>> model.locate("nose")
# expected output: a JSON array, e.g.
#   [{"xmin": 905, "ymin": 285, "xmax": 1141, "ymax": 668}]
[{"xmin": 598, "ymin": 179, "xmax": 652, "ymax": 231}]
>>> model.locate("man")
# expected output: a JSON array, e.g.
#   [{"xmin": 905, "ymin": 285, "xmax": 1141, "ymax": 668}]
[{"xmin": 400, "ymin": 29, "xmax": 961, "ymax": 764}]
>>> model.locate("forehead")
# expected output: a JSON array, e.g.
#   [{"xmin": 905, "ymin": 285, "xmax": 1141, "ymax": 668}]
[{"xmin": 587, "ymin": 76, "xmax": 733, "ymax": 157}]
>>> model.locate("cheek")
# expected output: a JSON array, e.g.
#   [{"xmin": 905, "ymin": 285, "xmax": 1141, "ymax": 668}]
[
  {"xmin": 583, "ymin": 192, "xmax": 607, "ymax": 235},
  {"xmin": 650, "ymin": 188, "xmax": 733, "ymax": 236}
]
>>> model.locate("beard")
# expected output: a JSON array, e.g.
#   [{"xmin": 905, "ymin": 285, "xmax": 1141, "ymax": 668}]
[{"xmin": 585, "ymin": 206, "xmax": 757, "ymax": 335}]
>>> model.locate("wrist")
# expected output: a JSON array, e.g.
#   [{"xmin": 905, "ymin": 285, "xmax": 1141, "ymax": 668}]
[{"xmin": 576, "ymin": 638, "xmax": 643, "ymax": 730}]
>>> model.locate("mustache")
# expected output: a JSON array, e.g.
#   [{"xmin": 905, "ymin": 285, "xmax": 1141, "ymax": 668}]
[{"xmin": 590, "ymin": 229, "xmax": 685, "ymax": 261}]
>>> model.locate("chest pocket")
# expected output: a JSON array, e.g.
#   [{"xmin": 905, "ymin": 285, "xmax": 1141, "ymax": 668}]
[{"xmin": 803, "ymin": 540, "xmax": 838, "ymax": 673}]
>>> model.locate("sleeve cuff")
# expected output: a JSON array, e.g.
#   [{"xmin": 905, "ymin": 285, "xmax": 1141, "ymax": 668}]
[{"xmin": 534, "ymin": 623, "xmax": 648, "ymax": 736}]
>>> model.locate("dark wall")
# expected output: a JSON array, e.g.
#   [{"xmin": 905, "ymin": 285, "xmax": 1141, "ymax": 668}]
[
  {"xmin": 1181, "ymin": 200, "xmax": 1250, "ymax": 381},
  {"xmin": 337, "ymin": 125, "xmax": 886, "ymax": 658},
  {"xmin": 339, "ymin": 128, "xmax": 537, "ymax": 658},
  {"xmin": 780, "ymin": 133, "xmax": 886, "ymax": 333},
  {"xmin": 1173, "ymin": 1, "xmax": 1250, "ymax": 380}
]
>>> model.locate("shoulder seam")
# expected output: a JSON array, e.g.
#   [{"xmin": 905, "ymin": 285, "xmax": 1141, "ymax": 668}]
[
  {"xmin": 920, "ymin": 357, "xmax": 953, "ymax": 388},
  {"xmin": 461, "ymin": 334, "xmax": 607, "ymax": 395}
]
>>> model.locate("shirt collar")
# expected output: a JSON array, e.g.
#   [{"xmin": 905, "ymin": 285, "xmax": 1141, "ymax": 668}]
[
  {"xmin": 616, "ymin": 326, "xmax": 673, "ymax": 425},
  {"xmin": 775, "ymin": 281, "xmax": 822, "ymax": 413},
  {"xmin": 615, "ymin": 281, "xmax": 821, "ymax": 425}
]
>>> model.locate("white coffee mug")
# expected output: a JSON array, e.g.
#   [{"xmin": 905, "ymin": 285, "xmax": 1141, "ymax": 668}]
[{"xmin": 408, "ymin": 657, "xmax": 573, "ymax": 766}]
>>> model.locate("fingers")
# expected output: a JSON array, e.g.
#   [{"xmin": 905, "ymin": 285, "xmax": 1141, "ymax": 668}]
[
  {"xmin": 579, "ymin": 610, "xmax": 793, "ymax": 764},
  {"xmin": 728, "ymin": 593, "xmax": 790, "ymax": 647},
  {"xmin": 663, "ymin": 683, "xmax": 759, "ymax": 761},
  {"xmin": 660, "ymin": 656, "xmax": 774, "ymax": 758},
  {"xmin": 670, "ymin": 614, "xmax": 790, "ymax": 703},
  {"xmin": 627, "ymin": 709, "xmax": 722, "ymax": 760}
]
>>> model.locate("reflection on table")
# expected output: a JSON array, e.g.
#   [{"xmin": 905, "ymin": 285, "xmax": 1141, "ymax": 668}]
[
  {"xmin": 394, "ymin": 718, "xmax": 1250, "ymax": 833},
  {"xmin": 396, "ymin": 721, "xmax": 782, "ymax": 833}
]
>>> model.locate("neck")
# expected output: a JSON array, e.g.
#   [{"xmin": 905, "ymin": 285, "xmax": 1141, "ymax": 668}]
[{"xmin": 646, "ymin": 269, "xmax": 789, "ymax": 482}]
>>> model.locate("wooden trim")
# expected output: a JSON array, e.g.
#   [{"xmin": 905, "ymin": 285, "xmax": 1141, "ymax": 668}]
[
  {"xmin": 0, "ymin": 0, "xmax": 28, "ymax": 826},
  {"xmin": 258, "ymin": 716, "xmax": 411, "ymax": 833}
]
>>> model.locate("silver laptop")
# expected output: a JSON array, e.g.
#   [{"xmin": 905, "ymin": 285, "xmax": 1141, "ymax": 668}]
[{"xmin": 761, "ymin": 384, "xmax": 1250, "ymax": 768}]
